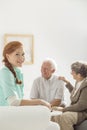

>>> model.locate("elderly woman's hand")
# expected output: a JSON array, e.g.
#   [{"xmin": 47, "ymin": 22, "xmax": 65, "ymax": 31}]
[
  {"xmin": 58, "ymin": 76, "xmax": 69, "ymax": 84},
  {"xmin": 51, "ymin": 106, "xmax": 64, "ymax": 112}
]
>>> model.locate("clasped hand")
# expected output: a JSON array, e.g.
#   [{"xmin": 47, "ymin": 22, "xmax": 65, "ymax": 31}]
[{"xmin": 51, "ymin": 106, "xmax": 64, "ymax": 112}]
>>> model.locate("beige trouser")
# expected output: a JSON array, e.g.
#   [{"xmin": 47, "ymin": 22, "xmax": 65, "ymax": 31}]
[{"xmin": 51, "ymin": 111, "xmax": 78, "ymax": 130}]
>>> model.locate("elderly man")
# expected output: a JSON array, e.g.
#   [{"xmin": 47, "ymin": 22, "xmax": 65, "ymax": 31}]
[{"xmin": 30, "ymin": 58, "xmax": 65, "ymax": 107}]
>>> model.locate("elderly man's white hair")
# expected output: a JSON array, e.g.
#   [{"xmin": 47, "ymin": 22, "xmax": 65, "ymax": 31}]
[{"xmin": 43, "ymin": 58, "xmax": 57, "ymax": 71}]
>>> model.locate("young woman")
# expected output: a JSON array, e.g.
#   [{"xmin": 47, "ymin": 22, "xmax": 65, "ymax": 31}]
[
  {"xmin": 0, "ymin": 41, "xmax": 51, "ymax": 108},
  {"xmin": 51, "ymin": 61, "xmax": 87, "ymax": 130}
]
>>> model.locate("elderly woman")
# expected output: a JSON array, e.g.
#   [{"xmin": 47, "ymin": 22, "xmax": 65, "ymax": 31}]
[{"xmin": 51, "ymin": 61, "xmax": 87, "ymax": 130}]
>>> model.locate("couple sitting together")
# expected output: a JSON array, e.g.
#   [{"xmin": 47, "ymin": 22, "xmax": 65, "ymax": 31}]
[{"xmin": 0, "ymin": 41, "xmax": 87, "ymax": 130}]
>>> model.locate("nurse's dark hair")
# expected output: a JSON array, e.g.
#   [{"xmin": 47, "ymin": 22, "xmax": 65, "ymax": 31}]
[
  {"xmin": 71, "ymin": 61, "xmax": 87, "ymax": 78},
  {"xmin": 3, "ymin": 41, "xmax": 23, "ymax": 84}
]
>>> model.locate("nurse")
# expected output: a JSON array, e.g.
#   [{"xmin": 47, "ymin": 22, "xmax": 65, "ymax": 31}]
[{"xmin": 0, "ymin": 41, "xmax": 51, "ymax": 108}]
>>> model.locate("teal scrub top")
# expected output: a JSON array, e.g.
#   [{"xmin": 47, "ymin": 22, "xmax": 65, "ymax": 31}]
[{"xmin": 0, "ymin": 66, "xmax": 24, "ymax": 106}]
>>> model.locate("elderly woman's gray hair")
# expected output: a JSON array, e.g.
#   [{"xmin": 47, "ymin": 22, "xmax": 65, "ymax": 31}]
[{"xmin": 71, "ymin": 61, "xmax": 87, "ymax": 77}]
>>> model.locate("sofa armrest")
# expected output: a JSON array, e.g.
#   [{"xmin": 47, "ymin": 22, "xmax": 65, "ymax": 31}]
[{"xmin": 0, "ymin": 106, "xmax": 50, "ymax": 130}]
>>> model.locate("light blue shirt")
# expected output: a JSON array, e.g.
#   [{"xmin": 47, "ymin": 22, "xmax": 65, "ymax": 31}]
[{"xmin": 0, "ymin": 66, "xmax": 24, "ymax": 106}]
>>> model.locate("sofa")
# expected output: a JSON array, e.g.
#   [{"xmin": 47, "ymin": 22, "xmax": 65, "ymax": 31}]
[
  {"xmin": 0, "ymin": 106, "xmax": 60, "ymax": 130},
  {"xmin": 74, "ymin": 120, "xmax": 87, "ymax": 130}
]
